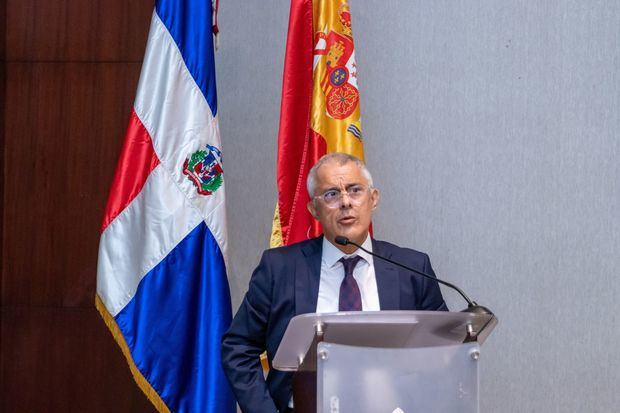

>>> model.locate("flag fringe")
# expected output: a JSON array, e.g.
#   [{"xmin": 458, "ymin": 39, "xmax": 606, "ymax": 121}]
[
  {"xmin": 95, "ymin": 295, "xmax": 171, "ymax": 413},
  {"xmin": 269, "ymin": 203, "xmax": 283, "ymax": 248}
]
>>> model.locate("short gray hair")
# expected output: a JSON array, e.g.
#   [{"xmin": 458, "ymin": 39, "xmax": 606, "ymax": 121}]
[{"xmin": 306, "ymin": 152, "xmax": 374, "ymax": 197}]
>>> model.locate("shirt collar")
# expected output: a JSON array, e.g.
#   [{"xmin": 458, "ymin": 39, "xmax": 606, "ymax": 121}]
[{"xmin": 322, "ymin": 235, "xmax": 373, "ymax": 268}]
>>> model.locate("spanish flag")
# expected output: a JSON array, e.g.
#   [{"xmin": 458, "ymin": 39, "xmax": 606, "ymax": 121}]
[{"xmin": 271, "ymin": 0, "xmax": 366, "ymax": 247}]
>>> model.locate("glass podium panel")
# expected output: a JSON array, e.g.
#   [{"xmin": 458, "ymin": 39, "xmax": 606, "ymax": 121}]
[
  {"xmin": 273, "ymin": 311, "xmax": 496, "ymax": 371},
  {"xmin": 317, "ymin": 342, "xmax": 480, "ymax": 413}
]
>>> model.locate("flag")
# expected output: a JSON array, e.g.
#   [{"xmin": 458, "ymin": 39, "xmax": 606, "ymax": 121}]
[
  {"xmin": 95, "ymin": 0, "xmax": 235, "ymax": 412},
  {"xmin": 271, "ymin": 0, "xmax": 366, "ymax": 247}
]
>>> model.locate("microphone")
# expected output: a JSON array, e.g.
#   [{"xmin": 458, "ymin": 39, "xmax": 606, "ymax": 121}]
[{"xmin": 334, "ymin": 236, "xmax": 492, "ymax": 315}]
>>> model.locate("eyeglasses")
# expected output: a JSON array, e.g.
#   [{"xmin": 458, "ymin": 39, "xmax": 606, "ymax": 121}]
[{"xmin": 313, "ymin": 185, "xmax": 371, "ymax": 208}]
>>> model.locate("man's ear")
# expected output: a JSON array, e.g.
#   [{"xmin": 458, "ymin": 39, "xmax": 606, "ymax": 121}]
[
  {"xmin": 370, "ymin": 188, "xmax": 380, "ymax": 210},
  {"xmin": 307, "ymin": 201, "xmax": 319, "ymax": 219}
]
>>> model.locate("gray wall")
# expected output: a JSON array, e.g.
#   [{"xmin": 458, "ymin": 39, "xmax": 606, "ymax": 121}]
[{"xmin": 216, "ymin": 1, "xmax": 619, "ymax": 411}]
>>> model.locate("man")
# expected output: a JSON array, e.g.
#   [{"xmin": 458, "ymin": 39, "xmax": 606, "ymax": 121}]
[{"xmin": 221, "ymin": 153, "xmax": 447, "ymax": 413}]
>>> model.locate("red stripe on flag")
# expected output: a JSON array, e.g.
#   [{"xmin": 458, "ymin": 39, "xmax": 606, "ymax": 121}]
[
  {"xmin": 276, "ymin": 0, "xmax": 315, "ymax": 245},
  {"xmin": 101, "ymin": 110, "xmax": 160, "ymax": 232},
  {"xmin": 285, "ymin": 130, "xmax": 327, "ymax": 244}
]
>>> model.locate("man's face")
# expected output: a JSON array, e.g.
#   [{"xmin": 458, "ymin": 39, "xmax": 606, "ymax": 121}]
[{"xmin": 307, "ymin": 160, "xmax": 379, "ymax": 251}]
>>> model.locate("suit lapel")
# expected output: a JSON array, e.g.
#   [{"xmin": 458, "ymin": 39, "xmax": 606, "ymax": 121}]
[
  {"xmin": 295, "ymin": 237, "xmax": 323, "ymax": 315},
  {"xmin": 372, "ymin": 239, "xmax": 401, "ymax": 310}
]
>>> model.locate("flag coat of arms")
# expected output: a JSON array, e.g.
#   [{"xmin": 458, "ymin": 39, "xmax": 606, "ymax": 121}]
[
  {"xmin": 271, "ymin": 0, "xmax": 367, "ymax": 248},
  {"xmin": 96, "ymin": 0, "xmax": 235, "ymax": 412}
]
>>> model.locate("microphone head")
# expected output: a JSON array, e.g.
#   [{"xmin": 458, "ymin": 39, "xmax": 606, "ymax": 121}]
[{"xmin": 334, "ymin": 236, "xmax": 349, "ymax": 246}]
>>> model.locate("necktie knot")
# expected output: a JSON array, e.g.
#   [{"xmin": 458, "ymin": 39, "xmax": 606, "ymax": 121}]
[{"xmin": 340, "ymin": 255, "xmax": 362, "ymax": 278}]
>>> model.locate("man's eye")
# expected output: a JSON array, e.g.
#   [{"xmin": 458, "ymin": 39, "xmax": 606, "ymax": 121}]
[
  {"xmin": 323, "ymin": 190, "xmax": 339, "ymax": 201},
  {"xmin": 348, "ymin": 185, "xmax": 363, "ymax": 194}
]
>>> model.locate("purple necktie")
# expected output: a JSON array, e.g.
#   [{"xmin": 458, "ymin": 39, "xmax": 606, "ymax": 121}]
[{"xmin": 339, "ymin": 256, "xmax": 363, "ymax": 311}]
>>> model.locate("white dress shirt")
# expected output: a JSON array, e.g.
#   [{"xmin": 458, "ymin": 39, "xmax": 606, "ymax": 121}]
[{"xmin": 316, "ymin": 235, "xmax": 380, "ymax": 313}]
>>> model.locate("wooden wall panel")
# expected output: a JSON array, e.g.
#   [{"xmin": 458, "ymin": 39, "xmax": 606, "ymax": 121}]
[
  {"xmin": 1, "ymin": 0, "xmax": 5, "ymax": 59},
  {"xmin": 1, "ymin": 306, "xmax": 154, "ymax": 412},
  {"xmin": 1, "ymin": 0, "xmax": 6, "ymax": 309},
  {"xmin": 3, "ymin": 0, "xmax": 160, "ymax": 410},
  {"xmin": 6, "ymin": 0, "xmax": 152, "ymax": 61},
  {"xmin": 3, "ymin": 62, "xmax": 141, "ymax": 307}
]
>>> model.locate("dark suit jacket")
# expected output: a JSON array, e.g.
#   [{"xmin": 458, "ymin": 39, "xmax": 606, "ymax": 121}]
[{"xmin": 221, "ymin": 236, "xmax": 447, "ymax": 413}]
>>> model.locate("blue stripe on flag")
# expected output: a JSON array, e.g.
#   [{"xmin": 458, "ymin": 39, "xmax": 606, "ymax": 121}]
[
  {"xmin": 115, "ymin": 222, "xmax": 234, "ymax": 412},
  {"xmin": 155, "ymin": 0, "xmax": 218, "ymax": 116}
]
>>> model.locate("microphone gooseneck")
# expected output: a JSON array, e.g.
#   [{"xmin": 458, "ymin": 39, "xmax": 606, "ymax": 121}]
[{"xmin": 334, "ymin": 236, "xmax": 492, "ymax": 315}]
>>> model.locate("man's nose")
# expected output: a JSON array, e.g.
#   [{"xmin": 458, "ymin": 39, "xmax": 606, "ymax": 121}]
[{"xmin": 339, "ymin": 192, "xmax": 353, "ymax": 208}]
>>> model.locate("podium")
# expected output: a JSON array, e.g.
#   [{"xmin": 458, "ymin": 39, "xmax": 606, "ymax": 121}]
[{"xmin": 273, "ymin": 311, "xmax": 497, "ymax": 413}]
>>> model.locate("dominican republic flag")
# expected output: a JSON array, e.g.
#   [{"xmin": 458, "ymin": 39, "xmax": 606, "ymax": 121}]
[{"xmin": 95, "ymin": 0, "xmax": 235, "ymax": 412}]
